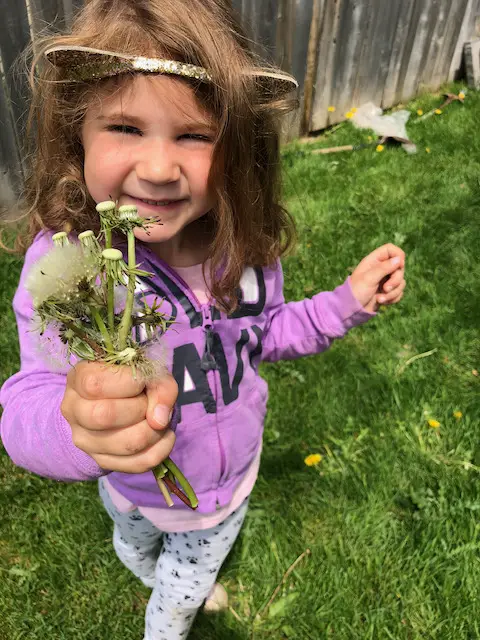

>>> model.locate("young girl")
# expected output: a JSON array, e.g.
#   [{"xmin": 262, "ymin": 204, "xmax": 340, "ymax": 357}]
[{"xmin": 0, "ymin": 0, "xmax": 406, "ymax": 638}]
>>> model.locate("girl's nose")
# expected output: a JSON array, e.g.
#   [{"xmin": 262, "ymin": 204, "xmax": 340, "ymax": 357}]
[{"xmin": 135, "ymin": 143, "xmax": 181, "ymax": 184}]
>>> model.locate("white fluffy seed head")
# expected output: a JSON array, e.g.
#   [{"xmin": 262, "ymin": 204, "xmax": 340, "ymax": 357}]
[{"xmin": 26, "ymin": 244, "xmax": 98, "ymax": 307}]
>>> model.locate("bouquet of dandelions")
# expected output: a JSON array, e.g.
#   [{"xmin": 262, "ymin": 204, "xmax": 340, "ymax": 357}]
[{"xmin": 26, "ymin": 200, "xmax": 198, "ymax": 510}]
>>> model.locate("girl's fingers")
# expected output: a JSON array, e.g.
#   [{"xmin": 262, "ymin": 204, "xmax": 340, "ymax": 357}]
[
  {"xmin": 72, "ymin": 419, "xmax": 163, "ymax": 457},
  {"xmin": 383, "ymin": 268, "xmax": 405, "ymax": 293},
  {"xmin": 73, "ymin": 361, "xmax": 146, "ymax": 400},
  {"xmin": 74, "ymin": 394, "xmax": 148, "ymax": 431},
  {"xmin": 365, "ymin": 256, "xmax": 403, "ymax": 287},
  {"xmin": 377, "ymin": 280, "xmax": 406, "ymax": 305},
  {"xmin": 365, "ymin": 243, "xmax": 405, "ymax": 266},
  {"xmin": 91, "ymin": 428, "xmax": 176, "ymax": 473}
]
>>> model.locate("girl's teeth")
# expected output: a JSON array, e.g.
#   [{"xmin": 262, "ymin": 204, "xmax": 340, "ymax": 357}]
[{"xmin": 141, "ymin": 199, "xmax": 172, "ymax": 206}]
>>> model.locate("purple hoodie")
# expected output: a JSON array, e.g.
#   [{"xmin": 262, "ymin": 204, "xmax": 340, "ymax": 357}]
[{"xmin": 0, "ymin": 231, "xmax": 374, "ymax": 513}]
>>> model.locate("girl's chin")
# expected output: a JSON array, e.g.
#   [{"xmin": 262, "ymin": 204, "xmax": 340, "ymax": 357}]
[{"xmin": 133, "ymin": 227, "xmax": 176, "ymax": 244}]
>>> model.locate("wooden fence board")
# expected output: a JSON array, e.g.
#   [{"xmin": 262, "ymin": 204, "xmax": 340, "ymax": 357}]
[
  {"xmin": 399, "ymin": 0, "xmax": 438, "ymax": 102},
  {"xmin": 418, "ymin": 0, "xmax": 450, "ymax": 91},
  {"xmin": 432, "ymin": 0, "xmax": 470, "ymax": 84},
  {"xmin": 29, "ymin": 0, "xmax": 66, "ymax": 34},
  {"xmin": 292, "ymin": 0, "xmax": 313, "ymax": 94},
  {"xmin": 0, "ymin": 73, "xmax": 23, "ymax": 203},
  {"xmin": 351, "ymin": 0, "xmax": 384, "ymax": 108},
  {"xmin": 372, "ymin": 0, "xmax": 404, "ymax": 108},
  {"xmin": 330, "ymin": 0, "xmax": 367, "ymax": 116},
  {"xmin": 311, "ymin": 0, "xmax": 343, "ymax": 130},
  {"xmin": 448, "ymin": 0, "xmax": 477, "ymax": 81},
  {"xmin": 0, "ymin": 0, "xmax": 31, "ymax": 172},
  {"xmin": 381, "ymin": 0, "xmax": 416, "ymax": 107}
]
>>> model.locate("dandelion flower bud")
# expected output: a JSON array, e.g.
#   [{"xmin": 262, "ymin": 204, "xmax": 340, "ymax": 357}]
[
  {"xmin": 52, "ymin": 232, "xmax": 70, "ymax": 247},
  {"xmin": 78, "ymin": 230, "xmax": 100, "ymax": 253},
  {"xmin": 102, "ymin": 248, "xmax": 127, "ymax": 285},
  {"xmin": 97, "ymin": 201, "xmax": 118, "ymax": 231},
  {"xmin": 96, "ymin": 201, "xmax": 116, "ymax": 213},
  {"xmin": 118, "ymin": 204, "xmax": 143, "ymax": 228},
  {"xmin": 118, "ymin": 204, "xmax": 138, "ymax": 218}
]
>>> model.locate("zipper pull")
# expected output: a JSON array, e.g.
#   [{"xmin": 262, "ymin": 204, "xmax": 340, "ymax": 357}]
[{"xmin": 201, "ymin": 325, "xmax": 217, "ymax": 371}]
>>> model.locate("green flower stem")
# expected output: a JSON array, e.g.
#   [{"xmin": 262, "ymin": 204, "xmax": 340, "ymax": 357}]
[
  {"xmin": 157, "ymin": 479, "xmax": 174, "ymax": 507},
  {"xmin": 152, "ymin": 462, "xmax": 168, "ymax": 481},
  {"xmin": 105, "ymin": 230, "xmax": 114, "ymax": 331},
  {"xmin": 91, "ymin": 308, "xmax": 114, "ymax": 353},
  {"xmin": 104, "ymin": 229, "xmax": 115, "ymax": 331},
  {"xmin": 117, "ymin": 230, "xmax": 136, "ymax": 349},
  {"xmin": 163, "ymin": 457, "xmax": 199, "ymax": 509},
  {"xmin": 62, "ymin": 322, "xmax": 103, "ymax": 356}
]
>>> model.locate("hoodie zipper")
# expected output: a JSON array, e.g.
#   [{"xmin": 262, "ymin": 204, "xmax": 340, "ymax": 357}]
[
  {"xmin": 199, "ymin": 306, "xmax": 226, "ymax": 481},
  {"xmin": 141, "ymin": 246, "xmax": 226, "ymax": 480}
]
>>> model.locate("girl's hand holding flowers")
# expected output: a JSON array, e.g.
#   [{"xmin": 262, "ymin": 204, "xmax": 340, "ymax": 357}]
[
  {"xmin": 26, "ymin": 201, "xmax": 199, "ymax": 509},
  {"xmin": 350, "ymin": 243, "xmax": 406, "ymax": 313},
  {"xmin": 61, "ymin": 361, "xmax": 177, "ymax": 474}
]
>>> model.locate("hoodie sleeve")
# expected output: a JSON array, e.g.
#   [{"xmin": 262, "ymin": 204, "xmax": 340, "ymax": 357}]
[
  {"xmin": 0, "ymin": 232, "xmax": 107, "ymax": 482},
  {"xmin": 261, "ymin": 261, "xmax": 376, "ymax": 363}
]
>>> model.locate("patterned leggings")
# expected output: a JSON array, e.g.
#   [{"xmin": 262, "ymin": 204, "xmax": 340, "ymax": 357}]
[{"xmin": 98, "ymin": 478, "xmax": 249, "ymax": 639}]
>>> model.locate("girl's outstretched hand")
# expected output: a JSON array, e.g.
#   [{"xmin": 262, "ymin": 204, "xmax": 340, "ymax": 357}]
[{"xmin": 350, "ymin": 243, "xmax": 406, "ymax": 313}]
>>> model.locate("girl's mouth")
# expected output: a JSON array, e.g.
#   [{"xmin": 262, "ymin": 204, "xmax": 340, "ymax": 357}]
[{"xmin": 127, "ymin": 196, "xmax": 187, "ymax": 212}]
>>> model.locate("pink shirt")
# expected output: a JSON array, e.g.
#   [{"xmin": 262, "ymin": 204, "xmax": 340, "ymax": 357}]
[{"xmin": 104, "ymin": 262, "xmax": 261, "ymax": 531}]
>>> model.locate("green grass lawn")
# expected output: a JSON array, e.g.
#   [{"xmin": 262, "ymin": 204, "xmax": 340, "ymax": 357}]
[{"xmin": 1, "ymin": 84, "xmax": 479, "ymax": 639}]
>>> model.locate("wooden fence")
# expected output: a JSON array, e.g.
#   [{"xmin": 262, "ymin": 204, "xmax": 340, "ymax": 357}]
[{"xmin": 0, "ymin": 0, "xmax": 479, "ymax": 204}]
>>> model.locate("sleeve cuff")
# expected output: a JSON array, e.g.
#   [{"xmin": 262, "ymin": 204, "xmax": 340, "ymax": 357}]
[
  {"xmin": 55, "ymin": 408, "xmax": 110, "ymax": 480},
  {"xmin": 336, "ymin": 277, "xmax": 377, "ymax": 330}
]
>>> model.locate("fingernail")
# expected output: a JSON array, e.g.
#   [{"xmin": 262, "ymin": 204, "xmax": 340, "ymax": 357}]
[
  {"xmin": 378, "ymin": 296, "xmax": 386, "ymax": 304},
  {"xmin": 385, "ymin": 285, "xmax": 393, "ymax": 292},
  {"xmin": 391, "ymin": 257, "xmax": 401, "ymax": 266},
  {"xmin": 153, "ymin": 405, "xmax": 172, "ymax": 427}
]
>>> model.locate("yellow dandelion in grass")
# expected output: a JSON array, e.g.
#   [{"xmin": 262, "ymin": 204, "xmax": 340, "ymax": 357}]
[
  {"xmin": 453, "ymin": 411, "xmax": 463, "ymax": 419},
  {"xmin": 367, "ymin": 135, "xmax": 373, "ymax": 142},
  {"xmin": 376, "ymin": 144, "xmax": 385, "ymax": 153},
  {"xmin": 428, "ymin": 419, "xmax": 441, "ymax": 428},
  {"xmin": 304, "ymin": 454, "xmax": 323, "ymax": 467},
  {"xmin": 459, "ymin": 91, "xmax": 466, "ymax": 100},
  {"xmin": 345, "ymin": 111, "xmax": 354, "ymax": 119},
  {"xmin": 426, "ymin": 147, "xmax": 431, "ymax": 153},
  {"xmin": 435, "ymin": 109, "xmax": 442, "ymax": 115},
  {"xmin": 328, "ymin": 106, "xmax": 336, "ymax": 113},
  {"xmin": 417, "ymin": 109, "xmax": 424, "ymax": 116}
]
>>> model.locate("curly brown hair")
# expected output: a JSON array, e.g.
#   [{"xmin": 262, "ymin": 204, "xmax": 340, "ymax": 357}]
[{"xmin": 6, "ymin": 0, "xmax": 298, "ymax": 313}]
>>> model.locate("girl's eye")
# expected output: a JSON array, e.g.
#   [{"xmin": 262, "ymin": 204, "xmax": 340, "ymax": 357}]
[
  {"xmin": 179, "ymin": 134, "xmax": 212, "ymax": 142},
  {"xmin": 106, "ymin": 124, "xmax": 142, "ymax": 136}
]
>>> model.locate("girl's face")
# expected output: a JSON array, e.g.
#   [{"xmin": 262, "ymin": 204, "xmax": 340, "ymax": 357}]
[{"xmin": 81, "ymin": 75, "xmax": 217, "ymax": 261}]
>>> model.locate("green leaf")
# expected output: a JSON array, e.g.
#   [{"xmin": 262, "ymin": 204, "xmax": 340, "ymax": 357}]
[{"xmin": 268, "ymin": 593, "xmax": 299, "ymax": 618}]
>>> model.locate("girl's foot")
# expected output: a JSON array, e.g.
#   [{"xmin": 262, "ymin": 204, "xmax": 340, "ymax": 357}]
[{"xmin": 203, "ymin": 583, "xmax": 228, "ymax": 613}]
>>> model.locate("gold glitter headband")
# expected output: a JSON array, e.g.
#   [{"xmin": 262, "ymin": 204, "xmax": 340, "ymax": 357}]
[{"xmin": 44, "ymin": 45, "xmax": 298, "ymax": 96}]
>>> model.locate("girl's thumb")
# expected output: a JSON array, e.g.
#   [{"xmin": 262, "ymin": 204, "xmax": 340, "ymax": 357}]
[{"xmin": 145, "ymin": 373, "xmax": 179, "ymax": 431}]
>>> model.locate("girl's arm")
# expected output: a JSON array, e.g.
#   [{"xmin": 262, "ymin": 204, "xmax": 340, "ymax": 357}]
[
  {"xmin": 261, "ymin": 245, "xmax": 405, "ymax": 363},
  {"xmin": 261, "ymin": 263, "xmax": 374, "ymax": 363},
  {"xmin": 0, "ymin": 232, "xmax": 107, "ymax": 482}
]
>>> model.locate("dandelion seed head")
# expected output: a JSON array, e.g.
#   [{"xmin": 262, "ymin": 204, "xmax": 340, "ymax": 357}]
[{"xmin": 26, "ymin": 244, "xmax": 98, "ymax": 307}]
